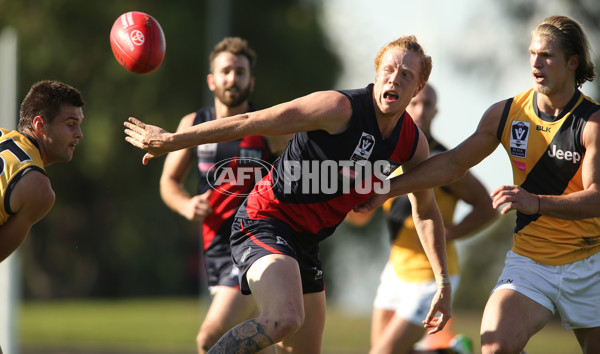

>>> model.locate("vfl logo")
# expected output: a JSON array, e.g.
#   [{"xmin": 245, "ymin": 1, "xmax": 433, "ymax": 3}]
[
  {"xmin": 350, "ymin": 133, "xmax": 375, "ymax": 165},
  {"xmin": 196, "ymin": 143, "xmax": 218, "ymax": 159},
  {"xmin": 130, "ymin": 30, "xmax": 145, "ymax": 46},
  {"xmin": 196, "ymin": 143, "xmax": 218, "ymax": 173},
  {"xmin": 509, "ymin": 121, "xmax": 530, "ymax": 158}
]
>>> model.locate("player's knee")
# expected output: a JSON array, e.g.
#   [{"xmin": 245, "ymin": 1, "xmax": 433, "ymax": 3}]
[
  {"xmin": 481, "ymin": 335, "xmax": 524, "ymax": 354},
  {"xmin": 266, "ymin": 310, "xmax": 304, "ymax": 341},
  {"xmin": 196, "ymin": 326, "xmax": 222, "ymax": 353}
]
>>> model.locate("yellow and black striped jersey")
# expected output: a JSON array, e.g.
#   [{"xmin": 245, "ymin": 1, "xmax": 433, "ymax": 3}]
[
  {"xmin": 0, "ymin": 128, "xmax": 46, "ymax": 225},
  {"xmin": 497, "ymin": 89, "xmax": 600, "ymax": 265},
  {"xmin": 384, "ymin": 139, "xmax": 460, "ymax": 282}
]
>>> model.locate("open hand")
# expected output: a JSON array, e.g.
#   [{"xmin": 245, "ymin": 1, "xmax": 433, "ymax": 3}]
[{"xmin": 124, "ymin": 117, "xmax": 171, "ymax": 165}]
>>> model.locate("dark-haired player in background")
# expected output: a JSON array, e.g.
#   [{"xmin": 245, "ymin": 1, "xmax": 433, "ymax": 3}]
[{"xmin": 159, "ymin": 37, "xmax": 288, "ymax": 353}]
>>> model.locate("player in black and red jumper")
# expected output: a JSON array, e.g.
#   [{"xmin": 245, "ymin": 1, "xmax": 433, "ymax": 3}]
[
  {"xmin": 126, "ymin": 35, "xmax": 451, "ymax": 353},
  {"xmin": 159, "ymin": 37, "xmax": 289, "ymax": 354}
]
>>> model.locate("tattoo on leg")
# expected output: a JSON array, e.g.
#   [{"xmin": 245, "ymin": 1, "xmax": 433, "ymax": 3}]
[{"xmin": 207, "ymin": 319, "xmax": 275, "ymax": 353}]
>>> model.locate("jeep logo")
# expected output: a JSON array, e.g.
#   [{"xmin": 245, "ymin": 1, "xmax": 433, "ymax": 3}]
[{"xmin": 547, "ymin": 145, "xmax": 581, "ymax": 164}]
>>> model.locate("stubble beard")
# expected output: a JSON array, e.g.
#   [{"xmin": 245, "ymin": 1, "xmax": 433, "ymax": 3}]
[{"xmin": 216, "ymin": 85, "xmax": 252, "ymax": 108}]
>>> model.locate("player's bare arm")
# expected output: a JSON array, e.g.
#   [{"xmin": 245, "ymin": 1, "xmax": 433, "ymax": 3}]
[
  {"xmin": 355, "ymin": 102, "xmax": 503, "ymax": 213},
  {"xmin": 0, "ymin": 171, "xmax": 55, "ymax": 262},
  {"xmin": 492, "ymin": 110, "xmax": 600, "ymax": 218},
  {"xmin": 124, "ymin": 90, "xmax": 352, "ymax": 164},
  {"xmin": 398, "ymin": 101, "xmax": 504, "ymax": 195},
  {"xmin": 444, "ymin": 171, "xmax": 497, "ymax": 241},
  {"xmin": 160, "ymin": 112, "xmax": 213, "ymax": 221},
  {"xmin": 404, "ymin": 130, "xmax": 452, "ymax": 333}
]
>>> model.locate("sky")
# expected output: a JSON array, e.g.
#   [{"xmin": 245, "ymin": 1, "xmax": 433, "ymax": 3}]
[
  {"xmin": 318, "ymin": 0, "xmax": 598, "ymax": 311},
  {"xmin": 320, "ymin": 0, "xmax": 596, "ymax": 199}
]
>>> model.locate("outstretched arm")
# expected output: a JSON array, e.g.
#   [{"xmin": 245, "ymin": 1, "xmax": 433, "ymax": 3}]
[
  {"xmin": 124, "ymin": 90, "xmax": 352, "ymax": 165},
  {"xmin": 355, "ymin": 100, "xmax": 505, "ymax": 213},
  {"xmin": 391, "ymin": 102, "xmax": 503, "ymax": 196}
]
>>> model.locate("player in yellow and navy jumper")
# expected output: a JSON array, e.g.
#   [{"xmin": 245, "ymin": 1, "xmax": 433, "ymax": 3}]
[
  {"xmin": 496, "ymin": 88, "xmax": 599, "ymax": 265},
  {"xmin": 366, "ymin": 84, "xmax": 496, "ymax": 354},
  {"xmin": 0, "ymin": 129, "xmax": 46, "ymax": 225},
  {"xmin": 0, "ymin": 80, "xmax": 84, "ymax": 263},
  {"xmin": 355, "ymin": 16, "xmax": 600, "ymax": 353}
]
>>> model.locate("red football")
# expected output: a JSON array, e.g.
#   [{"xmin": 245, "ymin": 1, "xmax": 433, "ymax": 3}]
[{"xmin": 110, "ymin": 11, "xmax": 166, "ymax": 74}]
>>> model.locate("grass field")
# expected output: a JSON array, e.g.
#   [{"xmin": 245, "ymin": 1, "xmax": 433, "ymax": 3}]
[{"xmin": 18, "ymin": 297, "xmax": 581, "ymax": 354}]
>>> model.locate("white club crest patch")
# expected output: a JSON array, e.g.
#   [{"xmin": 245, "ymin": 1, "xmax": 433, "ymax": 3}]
[
  {"xmin": 350, "ymin": 132, "xmax": 375, "ymax": 165},
  {"xmin": 197, "ymin": 143, "xmax": 218, "ymax": 158},
  {"xmin": 510, "ymin": 121, "xmax": 530, "ymax": 158}
]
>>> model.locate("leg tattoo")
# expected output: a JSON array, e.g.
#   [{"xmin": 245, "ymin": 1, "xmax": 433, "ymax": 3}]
[{"xmin": 208, "ymin": 319, "xmax": 275, "ymax": 353}]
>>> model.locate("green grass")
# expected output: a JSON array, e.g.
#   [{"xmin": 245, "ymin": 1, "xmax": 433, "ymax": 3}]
[
  {"xmin": 20, "ymin": 298, "xmax": 201, "ymax": 353},
  {"xmin": 19, "ymin": 298, "xmax": 581, "ymax": 354}
]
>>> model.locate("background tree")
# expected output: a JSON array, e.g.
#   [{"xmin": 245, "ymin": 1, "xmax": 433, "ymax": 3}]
[{"xmin": 0, "ymin": 0, "xmax": 340, "ymax": 298}]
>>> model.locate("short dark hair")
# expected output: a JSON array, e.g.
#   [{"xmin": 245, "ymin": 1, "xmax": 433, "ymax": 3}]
[
  {"xmin": 18, "ymin": 80, "xmax": 85, "ymax": 131},
  {"xmin": 208, "ymin": 37, "xmax": 257, "ymax": 74}
]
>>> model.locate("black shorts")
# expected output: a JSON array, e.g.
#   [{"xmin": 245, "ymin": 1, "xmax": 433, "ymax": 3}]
[
  {"xmin": 230, "ymin": 217, "xmax": 325, "ymax": 295},
  {"xmin": 204, "ymin": 251, "xmax": 240, "ymax": 289}
]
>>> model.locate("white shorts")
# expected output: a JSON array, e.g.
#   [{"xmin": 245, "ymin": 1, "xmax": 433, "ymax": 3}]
[
  {"xmin": 373, "ymin": 262, "xmax": 459, "ymax": 325},
  {"xmin": 492, "ymin": 250, "xmax": 600, "ymax": 330}
]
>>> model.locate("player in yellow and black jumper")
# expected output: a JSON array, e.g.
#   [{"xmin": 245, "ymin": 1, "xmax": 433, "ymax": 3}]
[
  {"xmin": 363, "ymin": 85, "xmax": 496, "ymax": 354},
  {"xmin": 356, "ymin": 16, "xmax": 600, "ymax": 353},
  {"xmin": 0, "ymin": 80, "xmax": 84, "ymax": 264}
]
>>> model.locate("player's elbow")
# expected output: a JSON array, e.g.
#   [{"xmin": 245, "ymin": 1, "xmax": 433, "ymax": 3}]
[
  {"xmin": 446, "ymin": 164, "xmax": 469, "ymax": 185},
  {"xmin": 484, "ymin": 204, "xmax": 500, "ymax": 222},
  {"xmin": 33, "ymin": 187, "xmax": 55, "ymax": 224},
  {"xmin": 159, "ymin": 176, "xmax": 180, "ymax": 200},
  {"xmin": 411, "ymin": 197, "xmax": 441, "ymax": 223}
]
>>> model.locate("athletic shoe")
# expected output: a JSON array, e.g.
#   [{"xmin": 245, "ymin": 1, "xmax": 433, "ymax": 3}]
[{"xmin": 448, "ymin": 334, "xmax": 473, "ymax": 354}]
